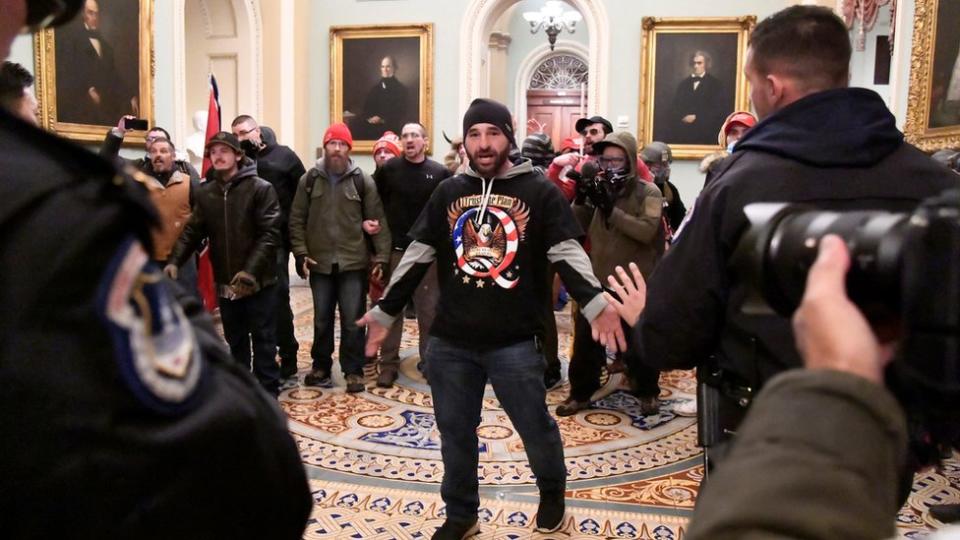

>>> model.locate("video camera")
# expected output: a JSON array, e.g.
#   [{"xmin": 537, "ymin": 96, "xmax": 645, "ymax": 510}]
[
  {"xmin": 734, "ymin": 188, "xmax": 960, "ymax": 459},
  {"xmin": 569, "ymin": 160, "xmax": 624, "ymax": 219}
]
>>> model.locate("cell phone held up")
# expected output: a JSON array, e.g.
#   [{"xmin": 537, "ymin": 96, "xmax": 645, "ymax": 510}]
[{"xmin": 123, "ymin": 117, "xmax": 149, "ymax": 131}]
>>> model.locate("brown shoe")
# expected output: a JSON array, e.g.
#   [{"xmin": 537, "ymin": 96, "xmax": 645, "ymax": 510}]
[
  {"xmin": 346, "ymin": 373, "xmax": 365, "ymax": 393},
  {"xmin": 556, "ymin": 398, "xmax": 590, "ymax": 417},
  {"xmin": 638, "ymin": 396, "xmax": 660, "ymax": 416},
  {"xmin": 376, "ymin": 367, "xmax": 398, "ymax": 388}
]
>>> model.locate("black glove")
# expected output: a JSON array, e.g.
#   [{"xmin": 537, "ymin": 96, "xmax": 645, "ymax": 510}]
[
  {"xmin": 574, "ymin": 178, "xmax": 591, "ymax": 205},
  {"xmin": 295, "ymin": 254, "xmax": 307, "ymax": 279},
  {"xmin": 586, "ymin": 182, "xmax": 614, "ymax": 219}
]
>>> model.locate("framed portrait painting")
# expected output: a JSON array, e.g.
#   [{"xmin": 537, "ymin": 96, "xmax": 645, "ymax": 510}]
[
  {"xmin": 330, "ymin": 24, "xmax": 434, "ymax": 153},
  {"xmin": 33, "ymin": 0, "xmax": 154, "ymax": 145},
  {"xmin": 903, "ymin": 0, "xmax": 960, "ymax": 151},
  {"xmin": 638, "ymin": 16, "xmax": 755, "ymax": 159}
]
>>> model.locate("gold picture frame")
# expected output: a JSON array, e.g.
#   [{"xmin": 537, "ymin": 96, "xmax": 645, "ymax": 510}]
[
  {"xmin": 639, "ymin": 16, "xmax": 755, "ymax": 160},
  {"xmin": 330, "ymin": 23, "xmax": 434, "ymax": 154},
  {"xmin": 903, "ymin": 0, "xmax": 960, "ymax": 151},
  {"xmin": 33, "ymin": 0, "xmax": 154, "ymax": 146}
]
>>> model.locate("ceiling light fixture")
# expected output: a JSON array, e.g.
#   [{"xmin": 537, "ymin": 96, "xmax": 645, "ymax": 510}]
[{"xmin": 522, "ymin": 1, "xmax": 582, "ymax": 51}]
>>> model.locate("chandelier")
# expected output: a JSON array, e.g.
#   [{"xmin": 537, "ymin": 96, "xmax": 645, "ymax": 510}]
[{"xmin": 522, "ymin": 1, "xmax": 583, "ymax": 51}]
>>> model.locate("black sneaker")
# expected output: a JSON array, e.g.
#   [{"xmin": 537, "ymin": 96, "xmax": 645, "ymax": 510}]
[
  {"xmin": 931, "ymin": 503, "xmax": 960, "ymax": 523},
  {"xmin": 303, "ymin": 368, "xmax": 331, "ymax": 387},
  {"xmin": 535, "ymin": 491, "xmax": 565, "ymax": 532},
  {"xmin": 555, "ymin": 398, "xmax": 590, "ymax": 417},
  {"xmin": 280, "ymin": 360, "xmax": 298, "ymax": 379},
  {"xmin": 432, "ymin": 518, "xmax": 479, "ymax": 539}
]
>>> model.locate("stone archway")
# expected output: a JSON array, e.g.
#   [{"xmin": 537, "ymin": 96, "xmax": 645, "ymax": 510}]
[
  {"xmin": 459, "ymin": 0, "xmax": 608, "ymax": 119},
  {"xmin": 172, "ymin": 0, "xmax": 263, "ymax": 145}
]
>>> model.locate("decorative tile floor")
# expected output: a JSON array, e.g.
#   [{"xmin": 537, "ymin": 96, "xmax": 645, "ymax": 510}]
[{"xmin": 277, "ymin": 283, "xmax": 957, "ymax": 538}]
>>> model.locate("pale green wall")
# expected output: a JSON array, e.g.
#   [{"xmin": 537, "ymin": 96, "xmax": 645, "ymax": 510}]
[
  {"xmin": 9, "ymin": 35, "xmax": 32, "ymax": 69},
  {"xmin": 308, "ymin": 0, "xmax": 469, "ymax": 173},
  {"xmin": 847, "ymin": 6, "xmax": 892, "ymax": 108}
]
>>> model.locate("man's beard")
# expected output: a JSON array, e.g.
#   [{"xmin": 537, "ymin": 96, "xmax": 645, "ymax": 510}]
[
  {"xmin": 153, "ymin": 161, "xmax": 174, "ymax": 175},
  {"xmin": 468, "ymin": 146, "xmax": 509, "ymax": 177},
  {"xmin": 326, "ymin": 155, "xmax": 348, "ymax": 175}
]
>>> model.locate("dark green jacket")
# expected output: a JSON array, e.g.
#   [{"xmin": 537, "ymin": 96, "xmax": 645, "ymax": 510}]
[
  {"xmin": 688, "ymin": 370, "xmax": 907, "ymax": 540},
  {"xmin": 573, "ymin": 131, "xmax": 664, "ymax": 280},
  {"xmin": 289, "ymin": 158, "xmax": 390, "ymax": 273}
]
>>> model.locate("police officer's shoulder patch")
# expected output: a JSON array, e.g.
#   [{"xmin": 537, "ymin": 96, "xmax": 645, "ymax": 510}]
[{"xmin": 97, "ymin": 238, "xmax": 204, "ymax": 414}]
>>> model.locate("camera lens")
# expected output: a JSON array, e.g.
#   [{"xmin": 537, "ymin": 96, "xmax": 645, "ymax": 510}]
[{"xmin": 736, "ymin": 204, "xmax": 910, "ymax": 317}]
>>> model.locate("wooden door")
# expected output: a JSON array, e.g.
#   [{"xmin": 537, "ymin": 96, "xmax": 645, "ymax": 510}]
[{"xmin": 526, "ymin": 89, "xmax": 587, "ymax": 148}]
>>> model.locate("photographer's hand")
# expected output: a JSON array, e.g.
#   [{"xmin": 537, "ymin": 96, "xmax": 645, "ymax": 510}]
[{"xmin": 792, "ymin": 235, "xmax": 895, "ymax": 384}]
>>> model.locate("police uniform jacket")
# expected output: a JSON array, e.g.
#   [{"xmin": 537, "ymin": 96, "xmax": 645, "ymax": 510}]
[
  {"xmin": 169, "ymin": 158, "xmax": 281, "ymax": 288},
  {"xmin": 636, "ymin": 88, "xmax": 960, "ymax": 388},
  {"xmin": 0, "ymin": 108, "xmax": 310, "ymax": 537}
]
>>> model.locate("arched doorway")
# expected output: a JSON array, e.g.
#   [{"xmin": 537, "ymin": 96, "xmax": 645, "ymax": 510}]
[
  {"xmin": 459, "ymin": 0, "xmax": 608, "ymax": 119},
  {"xmin": 515, "ymin": 42, "xmax": 589, "ymax": 141},
  {"xmin": 172, "ymin": 0, "xmax": 262, "ymax": 148}
]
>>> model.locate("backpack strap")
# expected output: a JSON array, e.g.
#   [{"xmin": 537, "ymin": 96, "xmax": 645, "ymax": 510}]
[
  {"xmin": 352, "ymin": 172, "xmax": 367, "ymax": 220},
  {"xmin": 305, "ymin": 167, "xmax": 321, "ymax": 194}
]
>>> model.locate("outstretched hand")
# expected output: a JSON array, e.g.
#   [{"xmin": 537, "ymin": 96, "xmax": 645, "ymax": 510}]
[
  {"xmin": 356, "ymin": 310, "xmax": 389, "ymax": 358},
  {"xmin": 603, "ymin": 263, "xmax": 647, "ymax": 327},
  {"xmin": 792, "ymin": 235, "xmax": 897, "ymax": 384},
  {"xmin": 590, "ymin": 304, "xmax": 627, "ymax": 353}
]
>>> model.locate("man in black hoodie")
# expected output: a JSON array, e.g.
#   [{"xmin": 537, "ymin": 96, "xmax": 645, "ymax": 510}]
[
  {"xmin": 232, "ymin": 115, "xmax": 306, "ymax": 379},
  {"xmin": 634, "ymin": 5, "xmax": 960, "ymax": 465},
  {"xmin": 358, "ymin": 98, "xmax": 626, "ymax": 539}
]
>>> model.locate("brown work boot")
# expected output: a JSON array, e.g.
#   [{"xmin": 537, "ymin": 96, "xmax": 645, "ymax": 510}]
[
  {"xmin": 346, "ymin": 373, "xmax": 365, "ymax": 393},
  {"xmin": 376, "ymin": 366, "xmax": 398, "ymax": 388},
  {"xmin": 555, "ymin": 398, "xmax": 590, "ymax": 417}
]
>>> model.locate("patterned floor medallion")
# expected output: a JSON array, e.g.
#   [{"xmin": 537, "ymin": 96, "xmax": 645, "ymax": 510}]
[{"xmin": 277, "ymin": 284, "xmax": 956, "ymax": 538}]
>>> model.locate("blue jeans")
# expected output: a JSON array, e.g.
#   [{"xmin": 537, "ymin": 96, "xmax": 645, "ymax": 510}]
[
  {"xmin": 309, "ymin": 268, "xmax": 366, "ymax": 376},
  {"xmin": 426, "ymin": 336, "xmax": 566, "ymax": 521},
  {"xmin": 219, "ymin": 285, "xmax": 280, "ymax": 395}
]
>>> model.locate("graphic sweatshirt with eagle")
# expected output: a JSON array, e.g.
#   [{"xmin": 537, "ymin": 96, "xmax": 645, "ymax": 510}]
[{"xmin": 371, "ymin": 159, "xmax": 610, "ymax": 349}]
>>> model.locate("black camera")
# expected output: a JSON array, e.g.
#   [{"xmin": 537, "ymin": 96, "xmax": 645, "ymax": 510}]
[
  {"xmin": 734, "ymin": 189, "xmax": 960, "ymax": 457},
  {"xmin": 570, "ymin": 160, "xmax": 623, "ymax": 219}
]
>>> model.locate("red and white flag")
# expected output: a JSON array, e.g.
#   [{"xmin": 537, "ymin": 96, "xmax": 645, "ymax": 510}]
[{"xmin": 196, "ymin": 74, "xmax": 221, "ymax": 313}]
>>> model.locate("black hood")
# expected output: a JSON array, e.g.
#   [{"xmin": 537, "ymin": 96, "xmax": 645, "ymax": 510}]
[
  {"xmin": 734, "ymin": 88, "xmax": 903, "ymax": 168},
  {"xmin": 260, "ymin": 125, "xmax": 278, "ymax": 147}
]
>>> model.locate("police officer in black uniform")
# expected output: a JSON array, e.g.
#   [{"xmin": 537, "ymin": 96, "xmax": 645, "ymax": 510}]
[
  {"xmin": 634, "ymin": 6, "xmax": 960, "ymax": 470},
  {"xmin": 0, "ymin": 1, "xmax": 311, "ymax": 537}
]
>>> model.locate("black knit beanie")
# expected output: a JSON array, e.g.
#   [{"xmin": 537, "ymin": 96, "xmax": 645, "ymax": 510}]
[{"xmin": 462, "ymin": 98, "xmax": 517, "ymax": 149}]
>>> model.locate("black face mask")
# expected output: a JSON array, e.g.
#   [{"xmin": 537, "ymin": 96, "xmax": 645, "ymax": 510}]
[
  {"xmin": 240, "ymin": 139, "xmax": 259, "ymax": 160},
  {"xmin": 653, "ymin": 168, "xmax": 670, "ymax": 186},
  {"xmin": 25, "ymin": 0, "xmax": 84, "ymax": 31}
]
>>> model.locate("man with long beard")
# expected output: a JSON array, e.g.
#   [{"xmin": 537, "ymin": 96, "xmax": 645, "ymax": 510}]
[
  {"xmin": 290, "ymin": 122, "xmax": 391, "ymax": 393},
  {"xmin": 358, "ymin": 98, "xmax": 625, "ymax": 539}
]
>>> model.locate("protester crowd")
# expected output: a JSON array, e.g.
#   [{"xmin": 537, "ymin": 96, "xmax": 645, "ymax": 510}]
[{"xmin": 3, "ymin": 2, "xmax": 960, "ymax": 539}]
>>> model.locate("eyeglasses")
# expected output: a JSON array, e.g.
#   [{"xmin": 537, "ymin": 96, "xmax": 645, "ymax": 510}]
[{"xmin": 597, "ymin": 157, "xmax": 626, "ymax": 168}]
